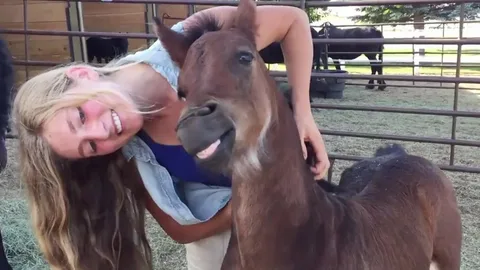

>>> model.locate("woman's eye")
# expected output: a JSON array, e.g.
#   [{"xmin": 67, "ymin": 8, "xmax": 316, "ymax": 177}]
[
  {"xmin": 89, "ymin": 141, "xmax": 97, "ymax": 153},
  {"xmin": 78, "ymin": 107, "xmax": 85, "ymax": 124}
]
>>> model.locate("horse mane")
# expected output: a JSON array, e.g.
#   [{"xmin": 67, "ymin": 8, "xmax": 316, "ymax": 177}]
[{"xmin": 154, "ymin": 14, "xmax": 224, "ymax": 67}]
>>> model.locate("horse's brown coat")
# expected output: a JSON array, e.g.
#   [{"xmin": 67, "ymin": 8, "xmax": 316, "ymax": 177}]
[{"xmin": 153, "ymin": 1, "xmax": 463, "ymax": 269}]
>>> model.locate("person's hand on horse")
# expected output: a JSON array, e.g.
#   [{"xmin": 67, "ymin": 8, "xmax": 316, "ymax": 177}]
[{"xmin": 295, "ymin": 112, "xmax": 330, "ymax": 180}]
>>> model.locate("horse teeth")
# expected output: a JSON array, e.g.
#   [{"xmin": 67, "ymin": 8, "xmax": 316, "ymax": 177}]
[{"xmin": 197, "ymin": 139, "xmax": 221, "ymax": 159}]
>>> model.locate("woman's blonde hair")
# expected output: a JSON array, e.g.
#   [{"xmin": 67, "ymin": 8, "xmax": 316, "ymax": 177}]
[{"xmin": 12, "ymin": 60, "xmax": 153, "ymax": 270}]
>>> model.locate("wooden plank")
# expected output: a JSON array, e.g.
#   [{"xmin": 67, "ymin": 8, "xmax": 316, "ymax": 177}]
[
  {"xmin": 0, "ymin": 3, "xmax": 66, "ymax": 24},
  {"xmin": 1, "ymin": 1, "xmax": 57, "ymax": 4},
  {"xmin": 18, "ymin": 53, "xmax": 71, "ymax": 62},
  {"xmin": 157, "ymin": 4, "xmax": 188, "ymax": 27},
  {"xmin": 161, "ymin": 18, "xmax": 184, "ymax": 28},
  {"xmin": 82, "ymin": 3, "xmax": 144, "ymax": 15},
  {"xmin": 7, "ymin": 39, "xmax": 70, "ymax": 60},
  {"xmin": 127, "ymin": 39, "xmax": 149, "ymax": 52},
  {"xmin": 14, "ymin": 66, "xmax": 56, "ymax": 88},
  {"xmin": 83, "ymin": 13, "xmax": 146, "ymax": 33},
  {"xmin": 0, "ymin": 0, "xmax": 20, "ymax": 5},
  {"xmin": 195, "ymin": 5, "xmax": 216, "ymax": 12},
  {"xmin": 0, "ymin": 22, "xmax": 68, "ymax": 42}
]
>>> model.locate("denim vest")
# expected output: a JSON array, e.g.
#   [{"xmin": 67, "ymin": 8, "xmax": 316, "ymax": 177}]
[{"xmin": 119, "ymin": 21, "xmax": 232, "ymax": 225}]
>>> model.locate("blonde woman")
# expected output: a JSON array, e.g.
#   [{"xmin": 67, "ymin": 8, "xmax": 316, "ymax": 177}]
[{"xmin": 13, "ymin": 5, "xmax": 330, "ymax": 270}]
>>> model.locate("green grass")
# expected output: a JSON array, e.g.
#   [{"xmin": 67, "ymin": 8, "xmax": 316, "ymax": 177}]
[
  {"xmin": 382, "ymin": 48, "xmax": 480, "ymax": 56},
  {"xmin": 314, "ymin": 47, "xmax": 480, "ymax": 59},
  {"xmin": 268, "ymin": 63, "xmax": 480, "ymax": 76}
]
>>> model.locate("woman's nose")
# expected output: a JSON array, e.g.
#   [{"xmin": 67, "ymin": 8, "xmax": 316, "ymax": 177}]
[{"xmin": 84, "ymin": 121, "xmax": 110, "ymax": 140}]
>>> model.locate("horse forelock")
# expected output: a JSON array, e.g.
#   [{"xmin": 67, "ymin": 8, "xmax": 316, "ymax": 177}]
[{"xmin": 182, "ymin": 14, "xmax": 224, "ymax": 47}]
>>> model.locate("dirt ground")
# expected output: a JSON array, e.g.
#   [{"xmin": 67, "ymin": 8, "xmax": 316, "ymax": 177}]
[{"xmin": 0, "ymin": 81, "xmax": 479, "ymax": 269}]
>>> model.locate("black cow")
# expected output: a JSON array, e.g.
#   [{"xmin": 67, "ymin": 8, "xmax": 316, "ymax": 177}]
[
  {"xmin": 318, "ymin": 22, "xmax": 387, "ymax": 90},
  {"xmin": 259, "ymin": 26, "xmax": 324, "ymax": 71},
  {"xmin": 86, "ymin": 36, "xmax": 129, "ymax": 63}
]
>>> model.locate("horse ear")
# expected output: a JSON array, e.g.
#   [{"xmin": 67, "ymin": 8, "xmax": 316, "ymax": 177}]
[
  {"xmin": 153, "ymin": 17, "xmax": 190, "ymax": 67},
  {"xmin": 232, "ymin": 0, "xmax": 257, "ymax": 45}
]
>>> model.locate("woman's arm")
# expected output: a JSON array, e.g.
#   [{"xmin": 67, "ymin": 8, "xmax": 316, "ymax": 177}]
[
  {"xmin": 125, "ymin": 160, "xmax": 231, "ymax": 244},
  {"xmin": 144, "ymin": 193, "xmax": 231, "ymax": 244}
]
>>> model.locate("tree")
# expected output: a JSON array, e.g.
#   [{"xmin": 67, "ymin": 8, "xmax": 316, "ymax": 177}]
[
  {"xmin": 306, "ymin": 6, "xmax": 331, "ymax": 23},
  {"xmin": 350, "ymin": 3, "xmax": 480, "ymax": 24},
  {"xmin": 267, "ymin": 0, "xmax": 331, "ymax": 23}
]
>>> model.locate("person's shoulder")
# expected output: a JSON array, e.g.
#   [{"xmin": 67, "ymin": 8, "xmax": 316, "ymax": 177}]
[{"xmin": 121, "ymin": 136, "xmax": 156, "ymax": 163}]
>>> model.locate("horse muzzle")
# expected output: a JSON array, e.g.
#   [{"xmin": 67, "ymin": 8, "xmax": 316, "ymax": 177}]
[{"xmin": 176, "ymin": 101, "xmax": 236, "ymax": 173}]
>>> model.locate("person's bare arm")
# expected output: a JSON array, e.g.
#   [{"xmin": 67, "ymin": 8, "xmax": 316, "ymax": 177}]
[
  {"xmin": 144, "ymin": 193, "xmax": 231, "ymax": 244},
  {"xmin": 125, "ymin": 160, "xmax": 231, "ymax": 244}
]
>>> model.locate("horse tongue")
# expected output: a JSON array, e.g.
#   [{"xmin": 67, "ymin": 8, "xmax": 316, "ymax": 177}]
[{"xmin": 196, "ymin": 139, "xmax": 221, "ymax": 159}]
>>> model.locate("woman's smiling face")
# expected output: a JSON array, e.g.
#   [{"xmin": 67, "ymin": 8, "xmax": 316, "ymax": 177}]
[{"xmin": 42, "ymin": 80, "xmax": 144, "ymax": 159}]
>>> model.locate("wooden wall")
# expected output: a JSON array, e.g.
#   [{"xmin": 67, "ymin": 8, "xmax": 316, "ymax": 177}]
[
  {"xmin": 0, "ymin": 0, "xmax": 71, "ymax": 87},
  {"xmin": 0, "ymin": 2, "xmax": 219, "ymax": 87},
  {"xmin": 157, "ymin": 4, "xmax": 188, "ymax": 27},
  {"xmin": 194, "ymin": 4, "xmax": 217, "ymax": 13},
  {"xmin": 156, "ymin": 4, "xmax": 216, "ymax": 27},
  {"xmin": 82, "ymin": 2, "xmax": 150, "ymax": 55}
]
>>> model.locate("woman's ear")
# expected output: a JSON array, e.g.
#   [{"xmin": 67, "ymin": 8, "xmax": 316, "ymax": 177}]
[{"xmin": 65, "ymin": 66, "xmax": 100, "ymax": 81}]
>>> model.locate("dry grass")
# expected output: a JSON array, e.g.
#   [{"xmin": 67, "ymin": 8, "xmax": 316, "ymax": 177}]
[{"xmin": 0, "ymin": 80, "xmax": 479, "ymax": 269}]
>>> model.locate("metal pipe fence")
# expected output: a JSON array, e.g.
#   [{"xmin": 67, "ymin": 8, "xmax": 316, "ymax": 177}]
[
  {"xmin": 1, "ymin": 0, "xmax": 479, "ymax": 179},
  {"xmin": 311, "ymin": 19, "xmax": 480, "ymax": 29}
]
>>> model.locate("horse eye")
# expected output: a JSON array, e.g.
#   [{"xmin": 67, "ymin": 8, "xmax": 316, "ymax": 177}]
[{"xmin": 238, "ymin": 51, "xmax": 254, "ymax": 65}]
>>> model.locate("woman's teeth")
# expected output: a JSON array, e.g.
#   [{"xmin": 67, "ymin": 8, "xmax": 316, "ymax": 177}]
[{"xmin": 111, "ymin": 110, "xmax": 123, "ymax": 134}]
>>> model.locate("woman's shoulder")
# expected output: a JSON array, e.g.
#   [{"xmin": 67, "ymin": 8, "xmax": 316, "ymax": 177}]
[{"xmin": 116, "ymin": 21, "xmax": 185, "ymax": 91}]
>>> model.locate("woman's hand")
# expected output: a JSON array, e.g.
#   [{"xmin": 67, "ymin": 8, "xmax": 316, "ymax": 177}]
[{"xmin": 294, "ymin": 111, "xmax": 330, "ymax": 180}]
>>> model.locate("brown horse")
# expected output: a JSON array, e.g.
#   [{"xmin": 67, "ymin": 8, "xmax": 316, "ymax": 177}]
[{"xmin": 153, "ymin": 0, "xmax": 462, "ymax": 269}]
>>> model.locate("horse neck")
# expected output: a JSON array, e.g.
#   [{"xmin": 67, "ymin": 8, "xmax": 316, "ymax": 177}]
[{"xmin": 230, "ymin": 86, "xmax": 322, "ymax": 228}]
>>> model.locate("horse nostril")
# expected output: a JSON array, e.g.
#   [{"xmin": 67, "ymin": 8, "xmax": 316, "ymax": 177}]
[
  {"xmin": 206, "ymin": 102, "xmax": 217, "ymax": 112},
  {"xmin": 177, "ymin": 101, "xmax": 219, "ymax": 131},
  {"xmin": 193, "ymin": 102, "xmax": 218, "ymax": 117},
  {"xmin": 193, "ymin": 106, "xmax": 211, "ymax": 117}
]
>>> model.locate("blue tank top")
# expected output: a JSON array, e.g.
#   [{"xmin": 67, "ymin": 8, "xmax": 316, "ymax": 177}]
[{"xmin": 136, "ymin": 130, "xmax": 232, "ymax": 187}]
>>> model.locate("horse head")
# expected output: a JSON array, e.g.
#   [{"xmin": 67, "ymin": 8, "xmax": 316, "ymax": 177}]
[{"xmin": 153, "ymin": 0, "xmax": 280, "ymax": 177}]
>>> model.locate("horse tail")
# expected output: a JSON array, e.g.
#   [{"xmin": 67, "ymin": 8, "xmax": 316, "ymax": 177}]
[{"xmin": 374, "ymin": 143, "xmax": 408, "ymax": 158}]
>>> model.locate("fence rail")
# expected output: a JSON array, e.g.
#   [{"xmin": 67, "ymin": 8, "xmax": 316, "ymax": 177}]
[
  {"xmin": 44, "ymin": 0, "xmax": 477, "ymax": 6},
  {"xmin": 1, "ymin": 0, "xmax": 479, "ymax": 180}
]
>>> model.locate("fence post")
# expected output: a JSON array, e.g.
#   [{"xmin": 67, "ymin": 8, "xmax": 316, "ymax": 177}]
[
  {"xmin": 66, "ymin": 1, "xmax": 84, "ymax": 62},
  {"xmin": 145, "ymin": 4, "xmax": 156, "ymax": 46},
  {"xmin": 413, "ymin": 14, "xmax": 425, "ymax": 78},
  {"xmin": 450, "ymin": 3, "xmax": 465, "ymax": 166},
  {"xmin": 300, "ymin": 0, "xmax": 306, "ymax": 10},
  {"xmin": 22, "ymin": 0, "xmax": 30, "ymax": 80},
  {"xmin": 440, "ymin": 22, "xmax": 446, "ymax": 86}
]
